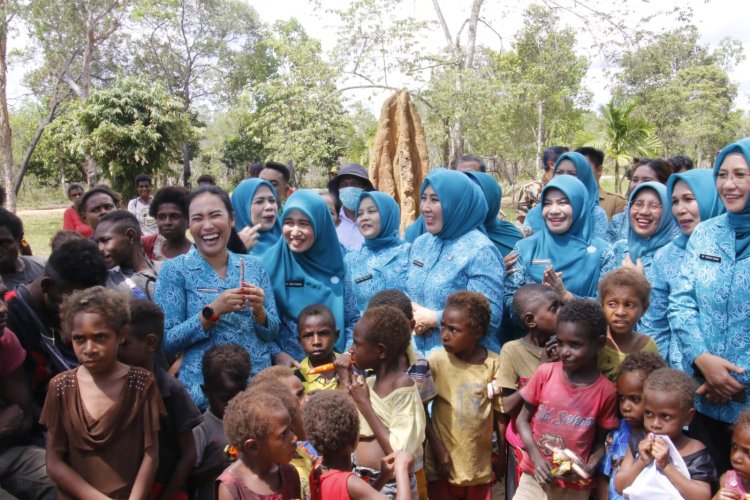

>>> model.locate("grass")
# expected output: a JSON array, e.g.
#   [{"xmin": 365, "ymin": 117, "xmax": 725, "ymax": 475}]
[{"xmin": 20, "ymin": 208, "xmax": 66, "ymax": 258}]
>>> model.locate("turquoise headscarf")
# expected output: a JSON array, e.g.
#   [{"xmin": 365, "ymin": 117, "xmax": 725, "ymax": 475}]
[
  {"xmin": 713, "ymin": 138, "xmax": 750, "ymax": 259},
  {"xmin": 465, "ymin": 171, "xmax": 522, "ymax": 256},
  {"xmin": 404, "ymin": 216, "xmax": 425, "ymax": 243},
  {"xmin": 260, "ymin": 190, "xmax": 346, "ymax": 348},
  {"xmin": 355, "ymin": 191, "xmax": 402, "ymax": 251},
  {"xmin": 526, "ymin": 152, "xmax": 600, "ymax": 233},
  {"xmin": 420, "ymin": 168, "xmax": 488, "ymax": 241},
  {"xmin": 626, "ymin": 182, "xmax": 677, "ymax": 261},
  {"xmin": 667, "ymin": 169, "xmax": 724, "ymax": 250},
  {"xmin": 517, "ymin": 175, "xmax": 605, "ymax": 297},
  {"xmin": 230, "ymin": 179, "xmax": 282, "ymax": 256}
]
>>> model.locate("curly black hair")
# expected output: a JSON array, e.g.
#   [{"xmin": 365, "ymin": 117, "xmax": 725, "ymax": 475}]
[
  {"xmin": 47, "ymin": 239, "xmax": 108, "ymax": 289},
  {"xmin": 445, "ymin": 291, "xmax": 491, "ymax": 334},
  {"xmin": 617, "ymin": 351, "xmax": 666, "ymax": 380},
  {"xmin": 643, "ymin": 367, "xmax": 696, "ymax": 411},
  {"xmin": 303, "ymin": 390, "xmax": 359, "ymax": 456},
  {"xmin": 150, "ymin": 186, "xmax": 189, "ymax": 218},
  {"xmin": 49, "ymin": 230, "xmax": 83, "ymax": 251},
  {"xmin": 126, "ymin": 298, "xmax": 165, "ymax": 346},
  {"xmin": 557, "ymin": 298, "xmax": 607, "ymax": 341},
  {"xmin": 735, "ymin": 408, "xmax": 750, "ymax": 433},
  {"xmin": 598, "ymin": 268, "xmax": 651, "ymax": 310},
  {"xmin": 359, "ymin": 305, "xmax": 410, "ymax": 360},
  {"xmin": 250, "ymin": 365, "xmax": 296, "ymax": 387},
  {"xmin": 0, "ymin": 208, "xmax": 23, "ymax": 241},
  {"xmin": 59, "ymin": 286, "xmax": 130, "ymax": 340},
  {"xmin": 512, "ymin": 284, "xmax": 559, "ymax": 322},
  {"xmin": 367, "ymin": 289, "xmax": 413, "ymax": 321},
  {"xmin": 77, "ymin": 185, "xmax": 121, "ymax": 218},
  {"xmin": 223, "ymin": 390, "xmax": 287, "ymax": 447},
  {"xmin": 201, "ymin": 343, "xmax": 251, "ymax": 387},
  {"xmin": 248, "ymin": 380, "xmax": 300, "ymax": 424},
  {"xmin": 297, "ymin": 304, "xmax": 336, "ymax": 332}
]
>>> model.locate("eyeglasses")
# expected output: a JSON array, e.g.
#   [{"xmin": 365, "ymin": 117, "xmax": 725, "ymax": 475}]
[{"xmin": 631, "ymin": 201, "xmax": 662, "ymax": 211}]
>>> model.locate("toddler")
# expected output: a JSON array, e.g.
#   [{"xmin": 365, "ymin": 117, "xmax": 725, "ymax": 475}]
[
  {"xmin": 40, "ymin": 286, "xmax": 164, "ymax": 499},
  {"xmin": 714, "ymin": 408, "xmax": 750, "ymax": 499}
]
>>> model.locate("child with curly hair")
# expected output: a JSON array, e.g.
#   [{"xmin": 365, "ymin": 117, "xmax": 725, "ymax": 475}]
[
  {"xmin": 304, "ymin": 390, "xmax": 414, "ymax": 499},
  {"xmin": 40, "ymin": 286, "xmax": 165, "ymax": 499},
  {"xmin": 217, "ymin": 390, "xmax": 300, "ymax": 500}
]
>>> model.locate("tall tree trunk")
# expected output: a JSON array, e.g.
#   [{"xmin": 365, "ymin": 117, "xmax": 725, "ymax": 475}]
[
  {"xmin": 0, "ymin": 7, "xmax": 15, "ymax": 211},
  {"xmin": 535, "ymin": 100, "xmax": 544, "ymax": 176},
  {"xmin": 181, "ymin": 142, "xmax": 191, "ymax": 188}
]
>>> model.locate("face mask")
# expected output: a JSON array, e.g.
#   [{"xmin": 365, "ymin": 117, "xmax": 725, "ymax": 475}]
[{"xmin": 339, "ymin": 187, "xmax": 364, "ymax": 211}]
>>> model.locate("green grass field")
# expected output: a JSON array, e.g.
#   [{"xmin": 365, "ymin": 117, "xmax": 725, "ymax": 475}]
[{"xmin": 20, "ymin": 208, "xmax": 66, "ymax": 258}]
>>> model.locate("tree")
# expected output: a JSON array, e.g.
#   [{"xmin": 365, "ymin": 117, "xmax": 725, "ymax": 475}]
[
  {"xmin": 38, "ymin": 78, "xmax": 194, "ymax": 197},
  {"xmin": 128, "ymin": 0, "xmax": 267, "ymax": 187},
  {"xmin": 576, "ymin": 98, "xmax": 662, "ymax": 191},
  {"xmin": 0, "ymin": 0, "xmax": 16, "ymax": 209},
  {"xmin": 223, "ymin": 20, "xmax": 351, "ymax": 187},
  {"xmin": 613, "ymin": 26, "xmax": 743, "ymax": 165}
]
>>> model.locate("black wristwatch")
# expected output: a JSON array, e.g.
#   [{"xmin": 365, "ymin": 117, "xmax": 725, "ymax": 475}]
[{"xmin": 202, "ymin": 306, "xmax": 219, "ymax": 323}]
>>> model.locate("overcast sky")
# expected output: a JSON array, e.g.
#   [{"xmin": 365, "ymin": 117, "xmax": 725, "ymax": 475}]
[{"xmin": 251, "ymin": 0, "xmax": 750, "ymax": 115}]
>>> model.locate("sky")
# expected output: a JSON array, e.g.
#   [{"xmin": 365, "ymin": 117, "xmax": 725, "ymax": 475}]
[{"xmin": 249, "ymin": 0, "xmax": 750, "ymax": 115}]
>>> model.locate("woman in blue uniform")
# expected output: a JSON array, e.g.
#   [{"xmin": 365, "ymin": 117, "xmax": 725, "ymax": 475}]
[{"xmin": 230, "ymin": 178, "xmax": 282, "ymax": 256}]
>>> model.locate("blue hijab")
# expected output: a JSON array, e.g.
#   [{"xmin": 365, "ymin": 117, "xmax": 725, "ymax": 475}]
[
  {"xmin": 626, "ymin": 182, "xmax": 677, "ymax": 261},
  {"xmin": 526, "ymin": 152, "xmax": 600, "ymax": 233},
  {"xmin": 713, "ymin": 138, "xmax": 750, "ymax": 259},
  {"xmin": 261, "ymin": 190, "xmax": 346, "ymax": 341},
  {"xmin": 230, "ymin": 179, "xmax": 282, "ymax": 255},
  {"xmin": 404, "ymin": 216, "xmax": 424, "ymax": 243},
  {"xmin": 355, "ymin": 191, "xmax": 402, "ymax": 251},
  {"xmin": 420, "ymin": 168, "xmax": 488, "ymax": 241},
  {"xmin": 517, "ymin": 176, "xmax": 604, "ymax": 297},
  {"xmin": 465, "ymin": 171, "xmax": 522, "ymax": 256},
  {"xmin": 667, "ymin": 169, "xmax": 724, "ymax": 250}
]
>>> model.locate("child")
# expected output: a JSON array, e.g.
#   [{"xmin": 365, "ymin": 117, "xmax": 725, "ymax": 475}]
[
  {"xmin": 94, "ymin": 210, "xmax": 158, "ymax": 300},
  {"xmin": 367, "ymin": 289, "xmax": 438, "ymax": 405},
  {"xmin": 40, "ymin": 286, "xmax": 164, "ymax": 499},
  {"xmin": 118, "ymin": 298, "xmax": 203, "ymax": 500},
  {"xmin": 191, "ymin": 344, "xmax": 252, "ymax": 500},
  {"xmin": 251, "ymin": 365, "xmax": 305, "ymax": 404},
  {"xmin": 295, "ymin": 304, "xmax": 340, "ymax": 392},
  {"xmin": 337, "ymin": 305, "xmax": 426, "ymax": 498},
  {"xmin": 424, "ymin": 291, "xmax": 504, "ymax": 500},
  {"xmin": 304, "ymin": 390, "xmax": 415, "ymax": 499},
  {"xmin": 597, "ymin": 269, "xmax": 660, "ymax": 381},
  {"xmin": 500, "ymin": 284, "xmax": 561, "ymax": 496},
  {"xmin": 514, "ymin": 299, "xmax": 619, "ymax": 500},
  {"xmin": 217, "ymin": 390, "xmax": 300, "ymax": 500},
  {"xmin": 714, "ymin": 408, "xmax": 750, "ymax": 499},
  {"xmin": 615, "ymin": 368, "xmax": 716, "ymax": 499},
  {"xmin": 599, "ymin": 351, "xmax": 666, "ymax": 500}
]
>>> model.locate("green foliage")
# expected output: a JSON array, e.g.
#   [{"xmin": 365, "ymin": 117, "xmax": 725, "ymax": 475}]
[
  {"xmin": 614, "ymin": 25, "xmax": 743, "ymax": 166},
  {"xmin": 38, "ymin": 78, "xmax": 194, "ymax": 196}
]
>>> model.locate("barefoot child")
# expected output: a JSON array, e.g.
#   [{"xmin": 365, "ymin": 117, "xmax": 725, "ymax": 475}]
[
  {"xmin": 514, "ymin": 299, "xmax": 619, "ymax": 500},
  {"xmin": 597, "ymin": 269, "xmax": 660, "ymax": 381},
  {"xmin": 337, "ymin": 305, "xmax": 426, "ymax": 498},
  {"xmin": 304, "ymin": 390, "xmax": 415, "ymax": 499},
  {"xmin": 499, "ymin": 284, "xmax": 561, "ymax": 496},
  {"xmin": 425, "ymin": 291, "xmax": 506, "ymax": 500},
  {"xmin": 295, "ymin": 304, "xmax": 340, "ymax": 392},
  {"xmin": 41, "ymin": 287, "xmax": 164, "ymax": 499},
  {"xmin": 599, "ymin": 352, "xmax": 666, "ymax": 500},
  {"xmin": 217, "ymin": 390, "xmax": 300, "ymax": 500},
  {"xmin": 615, "ymin": 368, "xmax": 716, "ymax": 499},
  {"xmin": 714, "ymin": 409, "xmax": 750, "ymax": 499}
]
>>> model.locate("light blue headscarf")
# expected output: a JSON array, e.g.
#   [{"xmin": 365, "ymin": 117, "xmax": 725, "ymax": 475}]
[
  {"xmin": 419, "ymin": 168, "xmax": 488, "ymax": 241},
  {"xmin": 526, "ymin": 152, "xmax": 600, "ymax": 233},
  {"xmin": 667, "ymin": 169, "xmax": 724, "ymax": 250},
  {"xmin": 626, "ymin": 182, "xmax": 677, "ymax": 262},
  {"xmin": 517, "ymin": 176, "xmax": 605, "ymax": 297},
  {"xmin": 230, "ymin": 179, "xmax": 282, "ymax": 256},
  {"xmin": 355, "ymin": 191, "xmax": 402, "ymax": 251},
  {"xmin": 465, "ymin": 171, "xmax": 522, "ymax": 257},
  {"xmin": 404, "ymin": 216, "xmax": 424, "ymax": 243},
  {"xmin": 261, "ymin": 190, "xmax": 346, "ymax": 344},
  {"xmin": 713, "ymin": 138, "xmax": 750, "ymax": 259}
]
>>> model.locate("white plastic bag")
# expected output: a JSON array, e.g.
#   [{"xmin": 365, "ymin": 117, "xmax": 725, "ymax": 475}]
[{"xmin": 622, "ymin": 434, "xmax": 690, "ymax": 500}]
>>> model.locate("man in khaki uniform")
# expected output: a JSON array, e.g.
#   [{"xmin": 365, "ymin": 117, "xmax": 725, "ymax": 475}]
[
  {"xmin": 515, "ymin": 146, "xmax": 568, "ymax": 225},
  {"xmin": 576, "ymin": 147, "xmax": 627, "ymax": 220}
]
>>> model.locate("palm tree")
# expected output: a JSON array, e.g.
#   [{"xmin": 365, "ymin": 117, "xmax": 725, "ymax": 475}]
[{"xmin": 576, "ymin": 98, "xmax": 663, "ymax": 193}]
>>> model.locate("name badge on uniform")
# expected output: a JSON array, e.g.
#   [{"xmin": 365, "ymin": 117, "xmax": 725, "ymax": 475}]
[
  {"xmin": 531, "ymin": 259, "xmax": 552, "ymax": 265},
  {"xmin": 699, "ymin": 254, "xmax": 721, "ymax": 263},
  {"xmin": 355, "ymin": 274, "xmax": 373, "ymax": 284},
  {"xmin": 285, "ymin": 280, "xmax": 305, "ymax": 287},
  {"xmin": 413, "ymin": 260, "xmax": 424, "ymax": 267}
]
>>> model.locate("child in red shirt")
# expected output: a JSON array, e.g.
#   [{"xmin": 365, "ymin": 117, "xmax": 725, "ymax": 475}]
[{"xmin": 514, "ymin": 299, "xmax": 619, "ymax": 500}]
